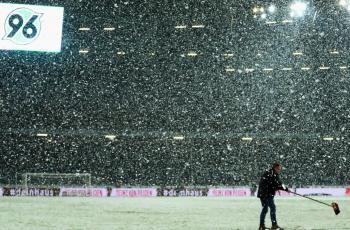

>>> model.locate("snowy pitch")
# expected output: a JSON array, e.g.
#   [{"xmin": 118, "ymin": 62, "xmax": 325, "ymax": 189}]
[{"xmin": 0, "ymin": 197, "xmax": 349, "ymax": 230}]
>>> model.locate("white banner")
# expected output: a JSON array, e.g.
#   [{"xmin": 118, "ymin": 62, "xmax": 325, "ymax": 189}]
[
  {"xmin": 275, "ymin": 189, "xmax": 295, "ymax": 196},
  {"xmin": 159, "ymin": 187, "xmax": 208, "ymax": 197},
  {"xmin": 0, "ymin": 3, "xmax": 64, "ymax": 52},
  {"xmin": 296, "ymin": 188, "xmax": 346, "ymax": 196},
  {"xmin": 208, "ymin": 187, "xmax": 251, "ymax": 197}
]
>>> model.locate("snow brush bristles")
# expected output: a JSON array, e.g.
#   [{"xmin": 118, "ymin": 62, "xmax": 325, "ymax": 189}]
[
  {"xmin": 331, "ymin": 202, "xmax": 340, "ymax": 215},
  {"xmin": 288, "ymin": 191, "xmax": 340, "ymax": 215}
]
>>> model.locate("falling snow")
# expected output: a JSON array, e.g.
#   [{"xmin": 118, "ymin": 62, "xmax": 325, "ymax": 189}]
[{"xmin": 0, "ymin": 0, "xmax": 349, "ymax": 189}]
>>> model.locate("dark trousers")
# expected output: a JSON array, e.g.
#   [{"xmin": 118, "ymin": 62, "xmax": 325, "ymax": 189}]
[{"xmin": 260, "ymin": 196, "xmax": 277, "ymax": 225}]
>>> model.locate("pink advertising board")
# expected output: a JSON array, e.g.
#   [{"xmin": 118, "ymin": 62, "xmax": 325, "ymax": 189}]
[
  {"xmin": 208, "ymin": 187, "xmax": 251, "ymax": 197},
  {"xmin": 112, "ymin": 188, "xmax": 157, "ymax": 197}
]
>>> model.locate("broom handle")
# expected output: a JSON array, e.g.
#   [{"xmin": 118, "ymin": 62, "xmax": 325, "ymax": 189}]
[{"xmin": 287, "ymin": 190, "xmax": 332, "ymax": 207}]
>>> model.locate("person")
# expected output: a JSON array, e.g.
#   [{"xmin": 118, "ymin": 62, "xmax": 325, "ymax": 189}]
[
  {"xmin": 250, "ymin": 183, "xmax": 257, "ymax": 196},
  {"xmin": 257, "ymin": 163, "xmax": 288, "ymax": 230}
]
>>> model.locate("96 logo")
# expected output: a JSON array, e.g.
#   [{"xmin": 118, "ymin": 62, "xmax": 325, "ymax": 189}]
[{"xmin": 3, "ymin": 8, "xmax": 42, "ymax": 45}]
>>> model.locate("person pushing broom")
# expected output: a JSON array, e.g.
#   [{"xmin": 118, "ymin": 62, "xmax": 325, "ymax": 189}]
[{"xmin": 257, "ymin": 163, "xmax": 288, "ymax": 230}]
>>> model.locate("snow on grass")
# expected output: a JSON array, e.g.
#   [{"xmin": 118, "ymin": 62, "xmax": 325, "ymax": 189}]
[{"xmin": 0, "ymin": 197, "xmax": 349, "ymax": 230}]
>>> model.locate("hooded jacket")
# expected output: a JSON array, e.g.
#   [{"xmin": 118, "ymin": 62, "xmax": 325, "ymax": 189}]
[{"xmin": 257, "ymin": 168, "xmax": 284, "ymax": 198}]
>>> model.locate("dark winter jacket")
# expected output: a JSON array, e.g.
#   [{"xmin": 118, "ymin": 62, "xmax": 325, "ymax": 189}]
[{"xmin": 257, "ymin": 168, "xmax": 284, "ymax": 199}]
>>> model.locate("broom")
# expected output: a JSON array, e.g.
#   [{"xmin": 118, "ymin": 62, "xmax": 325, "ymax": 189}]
[{"xmin": 287, "ymin": 190, "xmax": 340, "ymax": 215}]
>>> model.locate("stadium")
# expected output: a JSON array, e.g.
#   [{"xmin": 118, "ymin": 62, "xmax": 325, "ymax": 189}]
[{"xmin": 0, "ymin": 0, "xmax": 350, "ymax": 229}]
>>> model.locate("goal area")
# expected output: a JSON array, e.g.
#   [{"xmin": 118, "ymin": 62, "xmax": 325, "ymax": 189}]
[{"xmin": 22, "ymin": 173, "xmax": 91, "ymax": 188}]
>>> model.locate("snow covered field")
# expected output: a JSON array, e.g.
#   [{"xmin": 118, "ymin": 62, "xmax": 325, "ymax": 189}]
[{"xmin": 0, "ymin": 197, "xmax": 349, "ymax": 230}]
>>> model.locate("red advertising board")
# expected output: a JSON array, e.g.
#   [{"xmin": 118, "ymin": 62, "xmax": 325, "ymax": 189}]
[{"xmin": 345, "ymin": 187, "xmax": 350, "ymax": 196}]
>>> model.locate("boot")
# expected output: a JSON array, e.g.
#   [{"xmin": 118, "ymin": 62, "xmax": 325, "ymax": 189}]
[
  {"xmin": 259, "ymin": 224, "xmax": 269, "ymax": 230},
  {"xmin": 271, "ymin": 224, "xmax": 284, "ymax": 230}
]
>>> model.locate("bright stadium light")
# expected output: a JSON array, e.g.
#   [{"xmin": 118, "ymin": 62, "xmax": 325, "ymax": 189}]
[
  {"xmin": 79, "ymin": 49, "xmax": 89, "ymax": 54},
  {"xmin": 293, "ymin": 51, "xmax": 303, "ymax": 56},
  {"xmin": 253, "ymin": 6, "xmax": 275, "ymax": 20},
  {"xmin": 225, "ymin": 68, "xmax": 235, "ymax": 72},
  {"xmin": 266, "ymin": 21, "xmax": 277, "ymax": 24},
  {"xmin": 268, "ymin": 5, "xmax": 276, "ymax": 13},
  {"xmin": 173, "ymin": 135, "xmax": 185, "ymax": 140},
  {"xmin": 223, "ymin": 53, "xmax": 234, "ymax": 57},
  {"xmin": 192, "ymin": 24, "xmax": 205, "ymax": 28},
  {"xmin": 103, "ymin": 27, "xmax": 115, "ymax": 31},
  {"xmin": 339, "ymin": 0, "xmax": 350, "ymax": 11},
  {"xmin": 175, "ymin": 25, "xmax": 187, "ymax": 29},
  {"xmin": 242, "ymin": 137, "xmax": 253, "ymax": 141},
  {"xmin": 187, "ymin": 52, "xmax": 198, "ymax": 57},
  {"xmin": 78, "ymin": 28, "xmax": 90, "ymax": 31},
  {"xmin": 105, "ymin": 135, "xmax": 116, "ymax": 140},
  {"xmin": 37, "ymin": 133, "xmax": 48, "ymax": 137},
  {"xmin": 290, "ymin": 1, "xmax": 307, "ymax": 18}
]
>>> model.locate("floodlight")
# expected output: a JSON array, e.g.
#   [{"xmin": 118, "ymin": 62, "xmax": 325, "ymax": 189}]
[
  {"xmin": 268, "ymin": 5, "xmax": 276, "ymax": 13},
  {"xmin": 290, "ymin": 2, "xmax": 307, "ymax": 18},
  {"xmin": 339, "ymin": 0, "xmax": 347, "ymax": 7}
]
